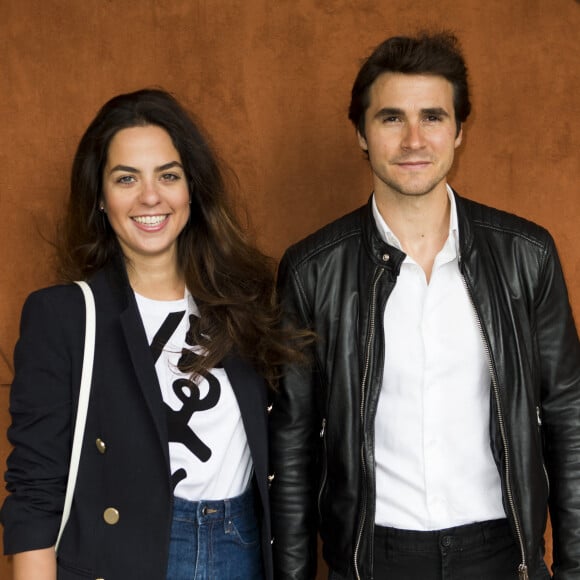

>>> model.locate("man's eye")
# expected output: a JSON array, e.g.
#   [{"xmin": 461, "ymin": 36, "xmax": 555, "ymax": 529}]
[
  {"xmin": 426, "ymin": 115, "xmax": 442, "ymax": 122},
  {"xmin": 383, "ymin": 116, "xmax": 400, "ymax": 123}
]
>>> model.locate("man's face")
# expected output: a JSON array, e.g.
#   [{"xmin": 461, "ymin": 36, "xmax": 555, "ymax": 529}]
[{"xmin": 357, "ymin": 73, "xmax": 462, "ymax": 201}]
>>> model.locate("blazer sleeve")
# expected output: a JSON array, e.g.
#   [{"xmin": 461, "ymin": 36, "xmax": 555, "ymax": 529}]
[{"xmin": 1, "ymin": 285, "xmax": 84, "ymax": 554}]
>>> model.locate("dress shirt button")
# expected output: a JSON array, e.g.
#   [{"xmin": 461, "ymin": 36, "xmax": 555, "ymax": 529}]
[
  {"xmin": 267, "ymin": 473, "xmax": 275, "ymax": 483},
  {"xmin": 267, "ymin": 404, "xmax": 273, "ymax": 414},
  {"xmin": 103, "ymin": 507, "xmax": 120, "ymax": 525},
  {"xmin": 95, "ymin": 438, "xmax": 106, "ymax": 454},
  {"xmin": 441, "ymin": 535, "xmax": 452, "ymax": 548},
  {"xmin": 270, "ymin": 536, "xmax": 275, "ymax": 545}
]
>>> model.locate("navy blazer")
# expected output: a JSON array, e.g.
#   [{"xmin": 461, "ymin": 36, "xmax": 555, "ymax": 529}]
[{"xmin": 1, "ymin": 260, "xmax": 273, "ymax": 579}]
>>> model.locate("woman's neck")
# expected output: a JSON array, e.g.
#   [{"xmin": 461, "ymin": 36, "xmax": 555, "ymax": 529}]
[{"xmin": 126, "ymin": 256, "xmax": 185, "ymax": 300}]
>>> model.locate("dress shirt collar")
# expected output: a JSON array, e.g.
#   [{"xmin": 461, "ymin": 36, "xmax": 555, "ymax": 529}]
[{"xmin": 371, "ymin": 185, "xmax": 461, "ymax": 259}]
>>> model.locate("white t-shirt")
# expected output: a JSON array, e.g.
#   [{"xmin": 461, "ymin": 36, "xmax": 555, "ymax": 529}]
[{"xmin": 135, "ymin": 291, "xmax": 252, "ymax": 501}]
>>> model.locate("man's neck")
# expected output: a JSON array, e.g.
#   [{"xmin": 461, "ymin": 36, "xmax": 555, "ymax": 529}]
[{"xmin": 375, "ymin": 184, "xmax": 451, "ymax": 282}]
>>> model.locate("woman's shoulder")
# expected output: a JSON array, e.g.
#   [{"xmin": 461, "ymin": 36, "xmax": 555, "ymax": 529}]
[
  {"xmin": 13, "ymin": 284, "xmax": 88, "ymax": 383},
  {"xmin": 25, "ymin": 282, "xmax": 85, "ymax": 308},
  {"xmin": 20, "ymin": 283, "xmax": 86, "ymax": 330}
]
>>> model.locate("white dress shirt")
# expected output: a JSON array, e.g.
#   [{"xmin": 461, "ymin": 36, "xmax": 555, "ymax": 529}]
[{"xmin": 373, "ymin": 186, "xmax": 505, "ymax": 530}]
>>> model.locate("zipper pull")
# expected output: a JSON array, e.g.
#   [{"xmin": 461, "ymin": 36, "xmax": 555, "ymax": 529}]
[
  {"xmin": 320, "ymin": 418, "xmax": 326, "ymax": 438},
  {"xmin": 518, "ymin": 563, "xmax": 529, "ymax": 580}
]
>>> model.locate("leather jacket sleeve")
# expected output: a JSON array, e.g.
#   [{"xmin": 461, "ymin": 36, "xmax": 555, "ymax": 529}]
[
  {"xmin": 536, "ymin": 236, "xmax": 580, "ymax": 578},
  {"xmin": 269, "ymin": 251, "xmax": 320, "ymax": 580}
]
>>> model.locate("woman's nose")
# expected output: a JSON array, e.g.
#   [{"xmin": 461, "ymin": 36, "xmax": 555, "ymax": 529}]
[{"xmin": 138, "ymin": 180, "xmax": 161, "ymax": 205}]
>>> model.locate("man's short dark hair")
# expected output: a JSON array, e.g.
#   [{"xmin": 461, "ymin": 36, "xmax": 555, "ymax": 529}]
[{"xmin": 348, "ymin": 32, "xmax": 471, "ymax": 137}]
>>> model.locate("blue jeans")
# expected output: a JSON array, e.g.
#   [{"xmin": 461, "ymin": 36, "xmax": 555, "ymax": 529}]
[{"xmin": 166, "ymin": 488, "xmax": 264, "ymax": 579}]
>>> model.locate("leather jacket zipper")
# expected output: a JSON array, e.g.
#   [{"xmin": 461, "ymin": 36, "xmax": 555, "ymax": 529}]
[
  {"xmin": 317, "ymin": 417, "xmax": 328, "ymax": 520},
  {"xmin": 460, "ymin": 272, "xmax": 528, "ymax": 580},
  {"xmin": 536, "ymin": 406, "xmax": 550, "ymax": 493},
  {"xmin": 354, "ymin": 267, "xmax": 384, "ymax": 580}
]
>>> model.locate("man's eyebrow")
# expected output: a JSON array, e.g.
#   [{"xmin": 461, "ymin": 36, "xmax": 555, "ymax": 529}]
[
  {"xmin": 374, "ymin": 107, "xmax": 404, "ymax": 118},
  {"xmin": 373, "ymin": 107, "xmax": 451, "ymax": 119},
  {"xmin": 421, "ymin": 107, "xmax": 450, "ymax": 117}
]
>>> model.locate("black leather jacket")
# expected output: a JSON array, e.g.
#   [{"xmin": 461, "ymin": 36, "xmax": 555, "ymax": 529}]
[{"xmin": 270, "ymin": 192, "xmax": 580, "ymax": 580}]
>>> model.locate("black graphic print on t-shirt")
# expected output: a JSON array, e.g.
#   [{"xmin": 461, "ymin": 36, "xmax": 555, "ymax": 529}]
[{"xmin": 149, "ymin": 312, "xmax": 222, "ymax": 492}]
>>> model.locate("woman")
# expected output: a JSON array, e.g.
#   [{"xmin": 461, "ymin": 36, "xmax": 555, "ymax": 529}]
[{"xmin": 1, "ymin": 89, "xmax": 299, "ymax": 579}]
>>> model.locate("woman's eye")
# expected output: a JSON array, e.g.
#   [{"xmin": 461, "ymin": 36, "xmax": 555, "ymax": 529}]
[
  {"xmin": 116, "ymin": 175, "xmax": 135, "ymax": 184},
  {"xmin": 161, "ymin": 173, "xmax": 180, "ymax": 182}
]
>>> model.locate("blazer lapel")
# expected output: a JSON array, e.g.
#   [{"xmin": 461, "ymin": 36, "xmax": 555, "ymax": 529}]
[
  {"xmin": 223, "ymin": 355, "xmax": 268, "ymax": 493},
  {"xmin": 94, "ymin": 260, "xmax": 170, "ymax": 467},
  {"xmin": 120, "ymin": 300, "xmax": 170, "ymax": 465}
]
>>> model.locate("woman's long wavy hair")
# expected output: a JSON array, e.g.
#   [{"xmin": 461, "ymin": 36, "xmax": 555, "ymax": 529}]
[{"xmin": 58, "ymin": 88, "xmax": 307, "ymax": 385}]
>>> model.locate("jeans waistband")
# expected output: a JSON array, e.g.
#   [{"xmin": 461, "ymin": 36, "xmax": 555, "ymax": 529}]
[
  {"xmin": 375, "ymin": 518, "xmax": 512, "ymax": 551},
  {"xmin": 172, "ymin": 487, "xmax": 254, "ymax": 522}
]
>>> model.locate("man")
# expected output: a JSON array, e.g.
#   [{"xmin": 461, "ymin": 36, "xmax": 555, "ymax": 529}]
[{"xmin": 269, "ymin": 32, "xmax": 580, "ymax": 580}]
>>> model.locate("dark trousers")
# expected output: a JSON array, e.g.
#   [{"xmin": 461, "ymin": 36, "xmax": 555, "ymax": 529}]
[{"xmin": 329, "ymin": 519, "xmax": 551, "ymax": 580}]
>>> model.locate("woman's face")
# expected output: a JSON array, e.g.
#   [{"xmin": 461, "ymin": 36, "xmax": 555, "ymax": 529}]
[{"xmin": 102, "ymin": 125, "xmax": 190, "ymax": 269}]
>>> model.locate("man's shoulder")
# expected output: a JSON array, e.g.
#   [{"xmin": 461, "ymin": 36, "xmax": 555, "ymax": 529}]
[
  {"xmin": 458, "ymin": 194, "xmax": 552, "ymax": 248},
  {"xmin": 282, "ymin": 204, "xmax": 367, "ymax": 270}
]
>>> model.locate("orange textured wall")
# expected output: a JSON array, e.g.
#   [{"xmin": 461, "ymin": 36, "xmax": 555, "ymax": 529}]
[{"xmin": 1, "ymin": 1, "xmax": 578, "ymax": 577}]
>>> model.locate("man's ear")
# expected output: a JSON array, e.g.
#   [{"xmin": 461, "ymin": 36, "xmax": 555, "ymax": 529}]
[
  {"xmin": 454, "ymin": 125, "xmax": 463, "ymax": 148},
  {"xmin": 357, "ymin": 130, "xmax": 368, "ymax": 152}
]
